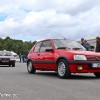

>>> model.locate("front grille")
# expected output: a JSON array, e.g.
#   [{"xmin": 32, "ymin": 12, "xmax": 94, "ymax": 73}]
[
  {"xmin": 0, "ymin": 58, "xmax": 10, "ymax": 61},
  {"xmin": 86, "ymin": 55, "xmax": 100, "ymax": 61}
]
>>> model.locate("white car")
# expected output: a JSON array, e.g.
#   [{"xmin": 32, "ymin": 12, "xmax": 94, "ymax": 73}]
[
  {"xmin": 0, "ymin": 51, "xmax": 16, "ymax": 67},
  {"xmin": 11, "ymin": 51, "xmax": 20, "ymax": 62}
]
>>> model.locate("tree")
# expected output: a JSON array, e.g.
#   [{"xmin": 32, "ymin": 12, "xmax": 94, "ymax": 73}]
[{"xmin": 0, "ymin": 36, "xmax": 35, "ymax": 55}]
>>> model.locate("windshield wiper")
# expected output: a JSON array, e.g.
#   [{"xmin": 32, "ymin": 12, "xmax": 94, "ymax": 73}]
[
  {"xmin": 57, "ymin": 47, "xmax": 70, "ymax": 49},
  {"xmin": 72, "ymin": 48, "xmax": 82, "ymax": 50}
]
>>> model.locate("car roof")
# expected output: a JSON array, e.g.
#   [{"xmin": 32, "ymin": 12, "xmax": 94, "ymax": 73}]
[{"xmin": 36, "ymin": 38, "xmax": 69, "ymax": 43}]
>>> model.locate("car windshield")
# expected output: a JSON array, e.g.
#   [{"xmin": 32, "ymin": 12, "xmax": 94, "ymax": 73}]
[
  {"xmin": 0, "ymin": 51, "xmax": 12, "ymax": 56},
  {"xmin": 53, "ymin": 39, "xmax": 86, "ymax": 50}
]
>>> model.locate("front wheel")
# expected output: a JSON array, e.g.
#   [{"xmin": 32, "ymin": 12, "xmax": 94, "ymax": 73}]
[
  {"xmin": 9, "ymin": 64, "xmax": 11, "ymax": 67},
  {"xmin": 57, "ymin": 59, "xmax": 71, "ymax": 79},
  {"xmin": 94, "ymin": 73, "xmax": 100, "ymax": 78},
  {"xmin": 12, "ymin": 63, "xmax": 15, "ymax": 67},
  {"xmin": 27, "ymin": 61, "xmax": 36, "ymax": 74}
]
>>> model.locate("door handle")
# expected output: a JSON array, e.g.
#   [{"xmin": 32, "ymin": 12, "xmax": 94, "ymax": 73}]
[{"xmin": 38, "ymin": 54, "xmax": 40, "ymax": 56}]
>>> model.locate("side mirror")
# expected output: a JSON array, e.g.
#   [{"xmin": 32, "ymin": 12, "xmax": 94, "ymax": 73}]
[{"xmin": 45, "ymin": 48, "xmax": 53, "ymax": 52}]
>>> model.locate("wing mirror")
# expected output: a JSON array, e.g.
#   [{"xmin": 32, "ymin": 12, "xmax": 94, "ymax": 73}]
[{"xmin": 45, "ymin": 48, "xmax": 53, "ymax": 52}]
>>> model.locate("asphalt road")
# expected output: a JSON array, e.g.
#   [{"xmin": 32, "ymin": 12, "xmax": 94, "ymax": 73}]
[{"xmin": 0, "ymin": 63, "xmax": 100, "ymax": 100}]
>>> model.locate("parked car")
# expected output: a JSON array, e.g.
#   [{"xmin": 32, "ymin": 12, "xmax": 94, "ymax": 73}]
[
  {"xmin": 27, "ymin": 39, "xmax": 100, "ymax": 78},
  {"xmin": 11, "ymin": 51, "xmax": 20, "ymax": 62},
  {"xmin": 14, "ymin": 55, "xmax": 20, "ymax": 62},
  {"xmin": 0, "ymin": 50, "xmax": 16, "ymax": 67}
]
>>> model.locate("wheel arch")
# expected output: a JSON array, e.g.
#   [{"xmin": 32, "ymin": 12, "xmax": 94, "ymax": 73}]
[
  {"xmin": 27, "ymin": 59, "xmax": 33, "ymax": 65},
  {"xmin": 56, "ymin": 56, "xmax": 69, "ymax": 64},
  {"xmin": 56, "ymin": 56, "xmax": 71, "ymax": 78}
]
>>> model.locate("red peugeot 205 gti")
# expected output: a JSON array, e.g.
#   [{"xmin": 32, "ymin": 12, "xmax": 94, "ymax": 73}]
[{"xmin": 27, "ymin": 39, "xmax": 100, "ymax": 78}]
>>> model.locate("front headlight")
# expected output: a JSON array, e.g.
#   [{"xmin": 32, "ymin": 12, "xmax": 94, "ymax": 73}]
[{"xmin": 74, "ymin": 55, "xmax": 87, "ymax": 60}]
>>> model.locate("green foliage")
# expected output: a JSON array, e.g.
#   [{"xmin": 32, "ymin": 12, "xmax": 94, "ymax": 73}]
[{"xmin": 0, "ymin": 36, "xmax": 36, "ymax": 55}]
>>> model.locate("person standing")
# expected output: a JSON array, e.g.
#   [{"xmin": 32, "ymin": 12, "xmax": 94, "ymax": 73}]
[
  {"xmin": 96, "ymin": 36, "xmax": 100, "ymax": 52},
  {"xmin": 19, "ymin": 53, "xmax": 22, "ymax": 63},
  {"xmin": 21, "ymin": 53, "xmax": 25, "ymax": 63},
  {"xmin": 84, "ymin": 40, "xmax": 90, "ymax": 51},
  {"xmin": 81, "ymin": 38, "xmax": 85, "ymax": 46},
  {"xmin": 81, "ymin": 38, "xmax": 90, "ymax": 51}
]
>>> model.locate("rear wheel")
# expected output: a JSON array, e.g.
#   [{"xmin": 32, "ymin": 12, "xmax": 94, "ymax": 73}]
[
  {"xmin": 27, "ymin": 61, "xmax": 36, "ymax": 73},
  {"xmin": 94, "ymin": 73, "xmax": 100, "ymax": 78},
  {"xmin": 57, "ymin": 59, "xmax": 71, "ymax": 79}
]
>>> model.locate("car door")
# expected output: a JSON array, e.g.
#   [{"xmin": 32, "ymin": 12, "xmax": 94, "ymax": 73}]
[
  {"xmin": 30, "ymin": 41, "xmax": 42, "ymax": 68},
  {"xmin": 37, "ymin": 40, "xmax": 55, "ymax": 70}
]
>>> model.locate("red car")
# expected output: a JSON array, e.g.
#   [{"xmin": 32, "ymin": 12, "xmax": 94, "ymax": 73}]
[{"xmin": 27, "ymin": 39, "xmax": 100, "ymax": 78}]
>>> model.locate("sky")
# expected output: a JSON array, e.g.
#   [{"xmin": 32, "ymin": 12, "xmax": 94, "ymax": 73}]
[{"xmin": 0, "ymin": 0, "xmax": 100, "ymax": 41}]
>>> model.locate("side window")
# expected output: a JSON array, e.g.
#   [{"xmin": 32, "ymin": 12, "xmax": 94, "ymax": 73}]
[
  {"xmin": 40, "ymin": 40, "xmax": 52, "ymax": 52},
  {"xmin": 34, "ymin": 42, "xmax": 42, "ymax": 52}
]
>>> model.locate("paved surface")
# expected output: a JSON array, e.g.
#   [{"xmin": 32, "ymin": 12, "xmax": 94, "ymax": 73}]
[{"xmin": 0, "ymin": 63, "xmax": 100, "ymax": 100}]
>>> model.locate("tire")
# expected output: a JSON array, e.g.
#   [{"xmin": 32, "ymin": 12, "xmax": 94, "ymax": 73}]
[
  {"xmin": 9, "ymin": 64, "xmax": 11, "ymax": 67},
  {"xmin": 27, "ymin": 61, "xmax": 36, "ymax": 74},
  {"xmin": 12, "ymin": 63, "xmax": 15, "ymax": 67},
  {"xmin": 94, "ymin": 73, "xmax": 100, "ymax": 78},
  {"xmin": 57, "ymin": 59, "xmax": 71, "ymax": 79}
]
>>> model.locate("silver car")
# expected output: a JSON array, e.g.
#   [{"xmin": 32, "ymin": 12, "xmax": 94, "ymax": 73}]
[{"xmin": 0, "ymin": 51, "xmax": 16, "ymax": 67}]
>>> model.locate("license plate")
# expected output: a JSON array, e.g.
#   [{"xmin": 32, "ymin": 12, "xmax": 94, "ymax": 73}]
[
  {"xmin": 2, "ymin": 61, "xmax": 9, "ymax": 62},
  {"xmin": 92, "ymin": 63, "xmax": 100, "ymax": 68}
]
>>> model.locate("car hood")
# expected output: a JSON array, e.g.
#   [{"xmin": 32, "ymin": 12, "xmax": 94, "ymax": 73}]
[
  {"xmin": 0, "ymin": 56, "xmax": 13, "ymax": 58},
  {"xmin": 67, "ymin": 50, "xmax": 100, "ymax": 56}
]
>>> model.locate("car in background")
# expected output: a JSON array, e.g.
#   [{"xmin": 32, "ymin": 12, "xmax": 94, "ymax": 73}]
[
  {"xmin": 27, "ymin": 39, "xmax": 100, "ymax": 78},
  {"xmin": 15, "ymin": 56, "xmax": 20, "ymax": 62},
  {"xmin": 11, "ymin": 51, "xmax": 20, "ymax": 62},
  {"xmin": 0, "ymin": 50, "xmax": 16, "ymax": 67}
]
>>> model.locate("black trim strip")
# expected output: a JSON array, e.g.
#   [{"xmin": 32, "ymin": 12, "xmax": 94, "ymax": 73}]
[
  {"xmin": 32, "ymin": 59, "xmax": 100, "ymax": 64},
  {"xmin": 68, "ymin": 60, "xmax": 100, "ymax": 64},
  {"xmin": 32, "ymin": 60, "xmax": 56, "ymax": 64}
]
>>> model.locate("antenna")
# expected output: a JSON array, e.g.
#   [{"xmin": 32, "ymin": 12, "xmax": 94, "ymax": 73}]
[{"xmin": 55, "ymin": 33, "xmax": 67, "ymax": 39}]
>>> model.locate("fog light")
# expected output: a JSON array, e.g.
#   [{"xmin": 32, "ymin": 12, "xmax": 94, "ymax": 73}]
[{"xmin": 77, "ymin": 66, "xmax": 83, "ymax": 70}]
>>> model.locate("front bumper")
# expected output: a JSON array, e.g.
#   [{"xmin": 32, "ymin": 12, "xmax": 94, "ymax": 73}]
[{"xmin": 68, "ymin": 60, "xmax": 100, "ymax": 73}]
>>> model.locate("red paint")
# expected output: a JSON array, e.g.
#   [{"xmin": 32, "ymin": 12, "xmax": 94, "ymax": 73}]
[{"xmin": 27, "ymin": 39, "xmax": 100, "ymax": 73}]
